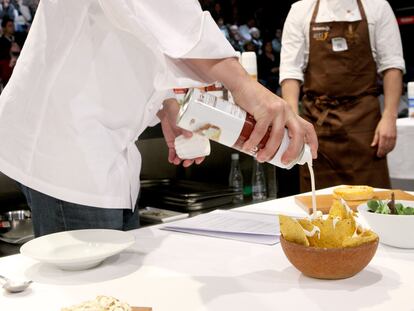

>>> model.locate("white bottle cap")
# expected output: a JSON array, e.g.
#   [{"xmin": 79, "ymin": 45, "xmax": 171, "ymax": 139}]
[
  {"xmin": 174, "ymin": 134, "xmax": 211, "ymax": 159},
  {"xmin": 241, "ymin": 52, "xmax": 257, "ymax": 79},
  {"xmin": 297, "ymin": 144, "xmax": 312, "ymax": 166},
  {"xmin": 267, "ymin": 129, "xmax": 312, "ymax": 169},
  {"xmin": 408, "ymin": 82, "xmax": 414, "ymax": 98}
]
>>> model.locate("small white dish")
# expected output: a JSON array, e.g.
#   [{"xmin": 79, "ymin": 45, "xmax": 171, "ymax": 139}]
[
  {"xmin": 357, "ymin": 200, "xmax": 414, "ymax": 249},
  {"xmin": 20, "ymin": 229, "xmax": 135, "ymax": 270}
]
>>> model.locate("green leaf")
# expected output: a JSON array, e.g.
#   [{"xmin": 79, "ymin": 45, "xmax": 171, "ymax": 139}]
[
  {"xmin": 368, "ymin": 200, "xmax": 414, "ymax": 215},
  {"xmin": 376, "ymin": 201, "xmax": 390, "ymax": 214},
  {"xmin": 367, "ymin": 200, "xmax": 379, "ymax": 212},
  {"xmin": 395, "ymin": 203, "xmax": 405, "ymax": 215},
  {"xmin": 402, "ymin": 207, "xmax": 414, "ymax": 215}
]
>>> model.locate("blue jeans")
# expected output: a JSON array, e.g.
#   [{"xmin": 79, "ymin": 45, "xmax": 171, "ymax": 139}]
[{"xmin": 19, "ymin": 185, "xmax": 140, "ymax": 237}]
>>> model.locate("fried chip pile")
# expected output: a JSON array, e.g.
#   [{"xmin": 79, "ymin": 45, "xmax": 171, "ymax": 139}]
[{"xmin": 279, "ymin": 200, "xmax": 378, "ymax": 248}]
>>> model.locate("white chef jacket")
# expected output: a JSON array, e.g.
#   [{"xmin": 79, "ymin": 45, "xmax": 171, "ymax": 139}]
[
  {"xmin": 280, "ymin": 0, "xmax": 405, "ymax": 84},
  {"xmin": 0, "ymin": 0, "xmax": 236, "ymax": 209}
]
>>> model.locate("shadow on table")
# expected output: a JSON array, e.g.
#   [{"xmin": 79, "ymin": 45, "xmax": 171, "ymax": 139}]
[
  {"xmin": 23, "ymin": 231, "xmax": 167, "ymax": 286},
  {"xmin": 297, "ymin": 265, "xmax": 401, "ymax": 310},
  {"xmin": 193, "ymin": 264, "xmax": 400, "ymax": 311}
]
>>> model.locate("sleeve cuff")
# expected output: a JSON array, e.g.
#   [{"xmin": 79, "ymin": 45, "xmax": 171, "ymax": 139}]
[
  {"xmin": 154, "ymin": 12, "xmax": 237, "ymax": 90},
  {"xmin": 377, "ymin": 62, "xmax": 406, "ymax": 75},
  {"xmin": 180, "ymin": 11, "xmax": 237, "ymax": 59},
  {"xmin": 159, "ymin": 11, "xmax": 236, "ymax": 59},
  {"xmin": 279, "ymin": 72, "xmax": 304, "ymax": 85}
]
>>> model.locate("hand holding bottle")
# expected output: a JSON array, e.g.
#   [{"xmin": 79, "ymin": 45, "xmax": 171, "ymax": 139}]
[
  {"xmin": 185, "ymin": 57, "xmax": 318, "ymax": 165},
  {"xmin": 158, "ymin": 98, "xmax": 206, "ymax": 167}
]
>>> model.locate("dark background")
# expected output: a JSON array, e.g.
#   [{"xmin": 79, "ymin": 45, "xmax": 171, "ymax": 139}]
[{"xmin": 200, "ymin": 0, "xmax": 414, "ymax": 81}]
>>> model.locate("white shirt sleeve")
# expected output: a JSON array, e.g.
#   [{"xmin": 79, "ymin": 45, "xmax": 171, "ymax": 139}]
[
  {"xmin": 98, "ymin": 0, "xmax": 236, "ymax": 89},
  {"xmin": 279, "ymin": 4, "xmax": 308, "ymax": 84},
  {"xmin": 373, "ymin": 1, "xmax": 405, "ymax": 73},
  {"xmin": 98, "ymin": 0, "xmax": 235, "ymax": 59},
  {"xmin": 146, "ymin": 90, "xmax": 177, "ymax": 127}
]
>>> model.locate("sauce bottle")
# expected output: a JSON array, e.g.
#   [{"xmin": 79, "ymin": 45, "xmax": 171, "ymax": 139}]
[{"xmin": 177, "ymin": 88, "xmax": 311, "ymax": 169}]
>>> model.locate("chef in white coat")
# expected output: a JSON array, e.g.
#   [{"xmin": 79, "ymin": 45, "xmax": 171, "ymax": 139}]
[{"xmin": 0, "ymin": 0, "xmax": 318, "ymax": 237}]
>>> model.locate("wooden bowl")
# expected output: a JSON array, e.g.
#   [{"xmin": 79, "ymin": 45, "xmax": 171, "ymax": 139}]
[{"xmin": 280, "ymin": 235, "xmax": 379, "ymax": 280}]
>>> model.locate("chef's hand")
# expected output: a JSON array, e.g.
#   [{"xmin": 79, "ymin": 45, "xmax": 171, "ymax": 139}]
[
  {"xmin": 186, "ymin": 57, "xmax": 318, "ymax": 165},
  {"xmin": 371, "ymin": 114, "xmax": 397, "ymax": 158},
  {"xmin": 231, "ymin": 77, "xmax": 318, "ymax": 164},
  {"xmin": 157, "ymin": 98, "xmax": 205, "ymax": 167}
]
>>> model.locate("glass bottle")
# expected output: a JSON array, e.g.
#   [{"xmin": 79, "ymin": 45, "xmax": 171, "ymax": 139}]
[
  {"xmin": 229, "ymin": 153, "xmax": 244, "ymax": 203},
  {"xmin": 252, "ymin": 158, "xmax": 267, "ymax": 201}
]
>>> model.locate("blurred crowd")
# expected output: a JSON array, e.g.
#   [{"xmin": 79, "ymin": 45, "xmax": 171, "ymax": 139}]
[
  {"xmin": 0, "ymin": 0, "xmax": 38, "ymax": 90},
  {"xmin": 200, "ymin": 0, "xmax": 283, "ymax": 94},
  {"xmin": 0, "ymin": 0, "xmax": 411, "ymax": 99}
]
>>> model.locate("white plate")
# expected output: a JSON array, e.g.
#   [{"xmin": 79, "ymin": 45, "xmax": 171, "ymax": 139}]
[
  {"xmin": 20, "ymin": 229, "xmax": 135, "ymax": 270},
  {"xmin": 358, "ymin": 200, "xmax": 414, "ymax": 248}
]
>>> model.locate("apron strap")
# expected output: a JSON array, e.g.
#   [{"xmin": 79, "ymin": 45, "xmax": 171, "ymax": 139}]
[
  {"xmin": 311, "ymin": 0, "xmax": 321, "ymax": 24},
  {"xmin": 356, "ymin": 0, "xmax": 368, "ymax": 21}
]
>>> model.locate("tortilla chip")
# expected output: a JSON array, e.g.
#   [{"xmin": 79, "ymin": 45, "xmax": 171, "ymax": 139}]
[
  {"xmin": 308, "ymin": 218, "xmax": 355, "ymax": 248},
  {"xmin": 298, "ymin": 218, "xmax": 314, "ymax": 230},
  {"xmin": 279, "ymin": 215, "xmax": 309, "ymax": 246},
  {"xmin": 329, "ymin": 199, "xmax": 354, "ymax": 219},
  {"xmin": 342, "ymin": 230, "xmax": 378, "ymax": 248}
]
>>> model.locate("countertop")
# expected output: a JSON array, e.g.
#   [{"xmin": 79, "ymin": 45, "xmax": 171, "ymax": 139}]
[
  {"xmin": 1, "ymin": 188, "xmax": 413, "ymax": 311},
  {"xmin": 0, "ymin": 200, "xmax": 253, "ymax": 258}
]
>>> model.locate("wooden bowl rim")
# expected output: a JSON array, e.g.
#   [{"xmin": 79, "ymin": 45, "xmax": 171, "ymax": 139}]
[{"xmin": 280, "ymin": 234, "xmax": 379, "ymax": 252}]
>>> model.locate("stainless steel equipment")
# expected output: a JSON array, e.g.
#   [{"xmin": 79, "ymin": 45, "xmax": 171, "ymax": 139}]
[
  {"xmin": 0, "ymin": 210, "xmax": 33, "ymax": 244},
  {"xmin": 139, "ymin": 179, "xmax": 240, "ymax": 212}
]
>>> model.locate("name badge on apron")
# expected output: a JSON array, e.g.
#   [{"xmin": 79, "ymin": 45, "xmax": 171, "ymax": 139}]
[{"xmin": 331, "ymin": 37, "xmax": 348, "ymax": 52}]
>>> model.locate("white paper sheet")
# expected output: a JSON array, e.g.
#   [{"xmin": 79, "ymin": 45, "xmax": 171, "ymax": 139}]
[
  {"xmin": 233, "ymin": 197, "xmax": 309, "ymax": 218},
  {"xmin": 161, "ymin": 210, "xmax": 280, "ymax": 245}
]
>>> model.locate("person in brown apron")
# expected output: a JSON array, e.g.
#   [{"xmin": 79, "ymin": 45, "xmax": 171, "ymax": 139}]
[{"xmin": 298, "ymin": 0, "xmax": 399, "ymax": 191}]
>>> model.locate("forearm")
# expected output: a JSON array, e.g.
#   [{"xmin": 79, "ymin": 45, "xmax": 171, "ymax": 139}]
[
  {"xmin": 185, "ymin": 57, "xmax": 263, "ymax": 112},
  {"xmin": 281, "ymin": 79, "xmax": 301, "ymax": 114},
  {"xmin": 371, "ymin": 69, "xmax": 402, "ymax": 157},
  {"xmin": 382, "ymin": 68, "xmax": 403, "ymax": 119},
  {"xmin": 185, "ymin": 57, "xmax": 253, "ymax": 91}
]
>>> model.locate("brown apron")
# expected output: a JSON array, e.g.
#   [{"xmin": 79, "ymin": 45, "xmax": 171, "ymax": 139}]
[{"xmin": 300, "ymin": 0, "xmax": 391, "ymax": 192}]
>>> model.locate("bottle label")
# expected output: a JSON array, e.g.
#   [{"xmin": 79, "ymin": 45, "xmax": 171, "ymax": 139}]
[
  {"xmin": 178, "ymin": 89, "xmax": 246, "ymax": 147},
  {"xmin": 177, "ymin": 89, "xmax": 306, "ymax": 169}
]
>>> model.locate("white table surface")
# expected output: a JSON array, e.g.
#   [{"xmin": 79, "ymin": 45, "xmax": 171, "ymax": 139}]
[
  {"xmin": 388, "ymin": 117, "xmax": 414, "ymax": 180},
  {"xmin": 1, "ymin": 187, "xmax": 414, "ymax": 311}
]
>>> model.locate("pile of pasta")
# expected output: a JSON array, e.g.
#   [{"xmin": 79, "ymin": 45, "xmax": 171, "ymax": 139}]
[{"xmin": 61, "ymin": 296, "xmax": 131, "ymax": 311}]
